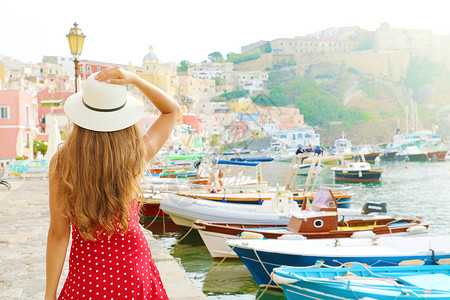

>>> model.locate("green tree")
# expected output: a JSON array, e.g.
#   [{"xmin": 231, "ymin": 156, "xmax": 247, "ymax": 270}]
[
  {"xmin": 226, "ymin": 52, "xmax": 260, "ymax": 64},
  {"xmin": 208, "ymin": 51, "xmax": 224, "ymax": 62},
  {"xmin": 263, "ymin": 42, "xmax": 272, "ymax": 53},
  {"xmin": 177, "ymin": 60, "xmax": 190, "ymax": 72}
]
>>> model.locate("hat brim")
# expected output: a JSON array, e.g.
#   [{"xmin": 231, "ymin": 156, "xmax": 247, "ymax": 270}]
[{"xmin": 64, "ymin": 92, "xmax": 144, "ymax": 132}]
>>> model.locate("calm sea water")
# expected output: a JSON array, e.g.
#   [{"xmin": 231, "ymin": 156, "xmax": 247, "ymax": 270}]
[{"xmin": 153, "ymin": 160, "xmax": 450, "ymax": 299}]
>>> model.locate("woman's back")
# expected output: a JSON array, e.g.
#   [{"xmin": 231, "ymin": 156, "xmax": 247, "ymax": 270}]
[{"xmin": 59, "ymin": 201, "xmax": 168, "ymax": 299}]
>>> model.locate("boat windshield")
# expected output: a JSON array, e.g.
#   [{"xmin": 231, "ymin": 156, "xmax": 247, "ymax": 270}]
[{"xmin": 311, "ymin": 187, "xmax": 337, "ymax": 211}]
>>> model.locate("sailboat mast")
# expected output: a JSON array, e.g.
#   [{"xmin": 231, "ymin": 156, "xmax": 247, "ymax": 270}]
[{"xmin": 405, "ymin": 105, "xmax": 409, "ymax": 134}]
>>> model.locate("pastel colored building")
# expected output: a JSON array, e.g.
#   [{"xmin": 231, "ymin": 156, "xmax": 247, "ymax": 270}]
[
  {"xmin": 229, "ymin": 97, "xmax": 254, "ymax": 114},
  {"xmin": 141, "ymin": 47, "xmax": 178, "ymax": 98},
  {"xmin": 0, "ymin": 90, "xmax": 38, "ymax": 159},
  {"xmin": 182, "ymin": 114, "xmax": 204, "ymax": 134}
]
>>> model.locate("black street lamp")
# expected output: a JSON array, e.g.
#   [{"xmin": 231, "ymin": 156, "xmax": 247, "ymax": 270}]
[{"xmin": 66, "ymin": 22, "xmax": 86, "ymax": 93}]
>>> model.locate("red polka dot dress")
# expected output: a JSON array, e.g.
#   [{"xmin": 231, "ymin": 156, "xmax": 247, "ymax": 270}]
[{"xmin": 58, "ymin": 202, "xmax": 168, "ymax": 299}]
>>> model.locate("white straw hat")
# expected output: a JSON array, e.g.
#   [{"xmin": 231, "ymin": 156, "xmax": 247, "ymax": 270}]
[{"xmin": 64, "ymin": 72, "xmax": 144, "ymax": 132}]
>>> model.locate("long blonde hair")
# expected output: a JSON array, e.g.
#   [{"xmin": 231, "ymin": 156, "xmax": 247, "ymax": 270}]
[{"xmin": 53, "ymin": 124, "xmax": 147, "ymax": 240}]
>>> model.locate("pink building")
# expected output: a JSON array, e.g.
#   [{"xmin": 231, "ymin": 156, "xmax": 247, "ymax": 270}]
[
  {"xmin": 183, "ymin": 114, "xmax": 204, "ymax": 134},
  {"xmin": 255, "ymin": 106, "xmax": 305, "ymax": 130},
  {"xmin": 0, "ymin": 90, "xmax": 38, "ymax": 159},
  {"xmin": 230, "ymin": 120, "xmax": 248, "ymax": 143}
]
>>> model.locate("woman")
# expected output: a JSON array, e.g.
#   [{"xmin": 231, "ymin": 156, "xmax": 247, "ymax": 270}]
[{"xmin": 45, "ymin": 66, "xmax": 180, "ymax": 299}]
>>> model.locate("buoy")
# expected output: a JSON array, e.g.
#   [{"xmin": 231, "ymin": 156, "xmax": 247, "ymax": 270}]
[
  {"xmin": 240, "ymin": 231, "xmax": 264, "ymax": 240},
  {"xmin": 406, "ymin": 225, "xmax": 427, "ymax": 234},
  {"xmin": 351, "ymin": 231, "xmax": 376, "ymax": 239}
]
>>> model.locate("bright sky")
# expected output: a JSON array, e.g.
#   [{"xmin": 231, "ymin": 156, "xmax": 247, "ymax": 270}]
[{"xmin": 1, "ymin": 0, "xmax": 449, "ymax": 66}]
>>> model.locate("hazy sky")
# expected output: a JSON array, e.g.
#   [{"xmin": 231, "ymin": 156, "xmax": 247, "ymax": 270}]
[{"xmin": 1, "ymin": 0, "xmax": 449, "ymax": 66}]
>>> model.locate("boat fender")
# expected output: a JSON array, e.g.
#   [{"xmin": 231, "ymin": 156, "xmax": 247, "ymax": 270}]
[
  {"xmin": 271, "ymin": 273, "xmax": 298, "ymax": 285},
  {"xmin": 350, "ymin": 231, "xmax": 376, "ymax": 239},
  {"xmin": 277, "ymin": 234, "xmax": 307, "ymax": 240},
  {"xmin": 398, "ymin": 259, "xmax": 425, "ymax": 266},
  {"xmin": 437, "ymin": 258, "xmax": 450, "ymax": 265},
  {"xmin": 240, "ymin": 231, "xmax": 265, "ymax": 240},
  {"xmin": 406, "ymin": 225, "xmax": 427, "ymax": 234}
]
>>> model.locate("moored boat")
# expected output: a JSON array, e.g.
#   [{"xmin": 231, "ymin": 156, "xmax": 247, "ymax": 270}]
[
  {"xmin": 331, "ymin": 161, "xmax": 383, "ymax": 182},
  {"xmin": 227, "ymin": 235, "xmax": 450, "ymax": 287},
  {"xmin": 194, "ymin": 187, "xmax": 424, "ymax": 259},
  {"xmin": 427, "ymin": 150, "xmax": 448, "ymax": 162},
  {"xmin": 273, "ymin": 262, "xmax": 450, "ymax": 300}
]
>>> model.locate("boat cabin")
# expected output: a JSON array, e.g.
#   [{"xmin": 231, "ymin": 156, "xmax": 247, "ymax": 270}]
[{"xmin": 288, "ymin": 187, "xmax": 338, "ymax": 233}]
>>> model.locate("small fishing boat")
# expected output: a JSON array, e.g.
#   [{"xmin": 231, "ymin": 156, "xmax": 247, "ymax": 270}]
[
  {"xmin": 427, "ymin": 150, "xmax": 448, "ymax": 161},
  {"xmin": 227, "ymin": 235, "xmax": 450, "ymax": 287},
  {"xmin": 333, "ymin": 132, "xmax": 353, "ymax": 160},
  {"xmin": 331, "ymin": 161, "xmax": 383, "ymax": 182},
  {"xmin": 194, "ymin": 187, "xmax": 423, "ymax": 259},
  {"xmin": 273, "ymin": 263, "xmax": 450, "ymax": 299},
  {"xmin": 396, "ymin": 146, "xmax": 428, "ymax": 162}
]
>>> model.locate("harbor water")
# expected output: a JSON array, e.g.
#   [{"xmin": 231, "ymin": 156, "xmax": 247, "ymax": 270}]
[{"xmin": 151, "ymin": 160, "xmax": 450, "ymax": 299}]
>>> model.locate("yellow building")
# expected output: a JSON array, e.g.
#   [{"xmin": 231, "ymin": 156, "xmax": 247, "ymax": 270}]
[
  {"xmin": 229, "ymin": 97, "xmax": 254, "ymax": 113},
  {"xmin": 140, "ymin": 46, "xmax": 178, "ymax": 98},
  {"xmin": 0, "ymin": 61, "xmax": 5, "ymax": 89}
]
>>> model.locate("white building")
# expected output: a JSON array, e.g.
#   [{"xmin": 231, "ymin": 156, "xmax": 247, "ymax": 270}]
[
  {"xmin": 272, "ymin": 126, "xmax": 320, "ymax": 148},
  {"xmin": 220, "ymin": 71, "xmax": 268, "ymax": 95},
  {"xmin": 188, "ymin": 62, "xmax": 233, "ymax": 79}
]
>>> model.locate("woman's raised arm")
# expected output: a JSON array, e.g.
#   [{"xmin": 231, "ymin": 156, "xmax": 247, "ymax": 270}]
[{"xmin": 96, "ymin": 66, "xmax": 180, "ymax": 161}]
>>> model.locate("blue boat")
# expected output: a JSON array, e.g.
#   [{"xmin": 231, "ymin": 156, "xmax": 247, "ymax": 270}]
[
  {"xmin": 227, "ymin": 235, "xmax": 450, "ymax": 287},
  {"xmin": 273, "ymin": 263, "xmax": 450, "ymax": 299}
]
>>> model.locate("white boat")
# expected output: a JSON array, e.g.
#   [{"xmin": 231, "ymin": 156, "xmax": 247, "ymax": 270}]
[
  {"xmin": 161, "ymin": 187, "xmax": 386, "ymax": 228},
  {"xmin": 333, "ymin": 132, "xmax": 353, "ymax": 160},
  {"xmin": 159, "ymin": 191, "xmax": 297, "ymax": 228},
  {"xmin": 298, "ymin": 163, "xmax": 324, "ymax": 175}
]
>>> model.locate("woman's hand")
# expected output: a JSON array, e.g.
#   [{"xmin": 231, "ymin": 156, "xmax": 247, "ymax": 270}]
[{"xmin": 94, "ymin": 66, "xmax": 138, "ymax": 86}]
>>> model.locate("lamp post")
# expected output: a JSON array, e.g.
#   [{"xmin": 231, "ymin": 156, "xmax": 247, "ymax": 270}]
[{"xmin": 66, "ymin": 22, "xmax": 85, "ymax": 93}]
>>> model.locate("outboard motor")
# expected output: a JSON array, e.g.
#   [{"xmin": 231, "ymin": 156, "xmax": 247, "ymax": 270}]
[{"xmin": 362, "ymin": 202, "xmax": 387, "ymax": 215}]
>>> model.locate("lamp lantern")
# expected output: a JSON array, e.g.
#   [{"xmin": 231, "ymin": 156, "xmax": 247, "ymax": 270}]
[{"xmin": 66, "ymin": 22, "xmax": 86, "ymax": 93}]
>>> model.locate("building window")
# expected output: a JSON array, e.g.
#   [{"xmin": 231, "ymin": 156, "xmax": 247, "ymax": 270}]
[
  {"xmin": 87, "ymin": 66, "xmax": 91, "ymax": 73},
  {"xmin": 0, "ymin": 106, "xmax": 10, "ymax": 119},
  {"xmin": 97, "ymin": 67, "xmax": 101, "ymax": 72}
]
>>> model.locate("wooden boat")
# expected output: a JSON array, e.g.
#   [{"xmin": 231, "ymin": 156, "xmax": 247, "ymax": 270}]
[
  {"xmin": 396, "ymin": 146, "xmax": 428, "ymax": 162},
  {"xmin": 273, "ymin": 263, "xmax": 450, "ymax": 300},
  {"xmin": 139, "ymin": 194, "xmax": 183, "ymax": 235},
  {"xmin": 354, "ymin": 144, "xmax": 381, "ymax": 163},
  {"xmin": 195, "ymin": 216, "xmax": 426, "ymax": 259},
  {"xmin": 176, "ymin": 156, "xmax": 353, "ymax": 207},
  {"xmin": 331, "ymin": 161, "xmax": 383, "ymax": 182},
  {"xmin": 226, "ymin": 235, "xmax": 450, "ymax": 287},
  {"xmin": 380, "ymin": 149, "xmax": 398, "ymax": 161},
  {"xmin": 427, "ymin": 150, "xmax": 448, "ymax": 161},
  {"xmin": 194, "ymin": 187, "xmax": 426, "ymax": 259}
]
